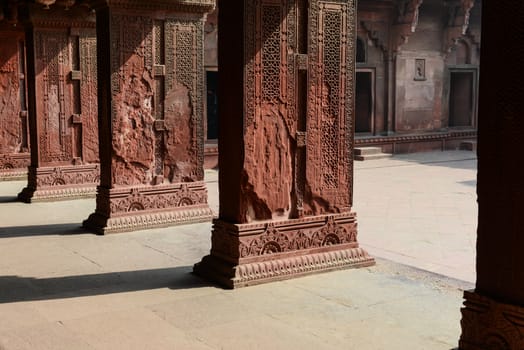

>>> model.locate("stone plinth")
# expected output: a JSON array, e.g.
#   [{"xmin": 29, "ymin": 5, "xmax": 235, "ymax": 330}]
[
  {"xmin": 0, "ymin": 24, "xmax": 30, "ymax": 181},
  {"xmin": 17, "ymin": 6, "xmax": 99, "ymax": 201},
  {"xmin": 195, "ymin": 0, "xmax": 374, "ymax": 287},
  {"xmin": 82, "ymin": 0, "xmax": 214, "ymax": 234},
  {"xmin": 195, "ymin": 214, "xmax": 374, "ymax": 288}
]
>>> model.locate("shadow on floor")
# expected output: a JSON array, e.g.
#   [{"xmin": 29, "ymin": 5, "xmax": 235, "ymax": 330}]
[
  {"xmin": 0, "ymin": 196, "xmax": 18, "ymax": 203},
  {"xmin": 0, "ymin": 223, "xmax": 88, "ymax": 238},
  {"xmin": 0, "ymin": 266, "xmax": 213, "ymax": 303}
]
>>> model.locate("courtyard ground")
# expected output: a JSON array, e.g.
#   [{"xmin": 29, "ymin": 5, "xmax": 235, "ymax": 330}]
[{"xmin": 0, "ymin": 150, "xmax": 477, "ymax": 349}]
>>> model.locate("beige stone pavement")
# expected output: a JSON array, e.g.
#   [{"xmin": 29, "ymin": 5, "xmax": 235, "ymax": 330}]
[{"xmin": 0, "ymin": 150, "xmax": 477, "ymax": 349}]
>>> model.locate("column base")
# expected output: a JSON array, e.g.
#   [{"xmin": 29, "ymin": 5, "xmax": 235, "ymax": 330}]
[
  {"xmin": 0, "ymin": 153, "xmax": 30, "ymax": 181},
  {"xmin": 194, "ymin": 213, "xmax": 375, "ymax": 288},
  {"xmin": 460, "ymin": 290, "xmax": 524, "ymax": 349},
  {"xmin": 17, "ymin": 164, "xmax": 98, "ymax": 202},
  {"xmin": 83, "ymin": 181, "xmax": 214, "ymax": 234}
]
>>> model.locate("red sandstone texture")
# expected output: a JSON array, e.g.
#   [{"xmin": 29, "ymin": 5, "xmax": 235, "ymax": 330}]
[{"xmin": 0, "ymin": 35, "xmax": 23, "ymax": 155}]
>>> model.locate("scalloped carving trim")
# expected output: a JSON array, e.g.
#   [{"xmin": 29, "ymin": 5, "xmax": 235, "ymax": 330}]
[{"xmin": 194, "ymin": 248, "xmax": 375, "ymax": 289}]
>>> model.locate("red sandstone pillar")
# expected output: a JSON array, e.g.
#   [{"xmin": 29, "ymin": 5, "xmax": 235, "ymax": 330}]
[
  {"xmin": 82, "ymin": 0, "xmax": 214, "ymax": 234},
  {"xmin": 17, "ymin": 4, "xmax": 99, "ymax": 202},
  {"xmin": 194, "ymin": 0, "xmax": 374, "ymax": 288},
  {"xmin": 458, "ymin": 2, "xmax": 524, "ymax": 349},
  {"xmin": 0, "ymin": 12, "xmax": 30, "ymax": 180}
]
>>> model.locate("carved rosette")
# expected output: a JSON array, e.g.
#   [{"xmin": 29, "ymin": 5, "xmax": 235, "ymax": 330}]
[
  {"xmin": 236, "ymin": 216, "xmax": 358, "ymax": 259},
  {"xmin": 460, "ymin": 290, "xmax": 524, "ymax": 349}
]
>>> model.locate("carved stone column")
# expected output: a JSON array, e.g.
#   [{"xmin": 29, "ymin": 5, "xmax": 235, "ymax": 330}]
[
  {"xmin": 0, "ymin": 14, "xmax": 30, "ymax": 181},
  {"xmin": 194, "ymin": 0, "xmax": 374, "ymax": 288},
  {"xmin": 459, "ymin": 2, "xmax": 524, "ymax": 349},
  {"xmin": 17, "ymin": 5, "xmax": 99, "ymax": 202},
  {"xmin": 82, "ymin": 0, "xmax": 214, "ymax": 234}
]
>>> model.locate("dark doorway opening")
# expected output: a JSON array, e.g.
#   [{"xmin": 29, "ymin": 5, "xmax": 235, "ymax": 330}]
[
  {"xmin": 206, "ymin": 70, "xmax": 218, "ymax": 140},
  {"xmin": 355, "ymin": 71, "xmax": 372, "ymax": 133},
  {"xmin": 449, "ymin": 71, "xmax": 474, "ymax": 127}
]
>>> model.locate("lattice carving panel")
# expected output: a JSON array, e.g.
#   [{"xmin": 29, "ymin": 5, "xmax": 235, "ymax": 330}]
[
  {"xmin": 241, "ymin": 0, "xmax": 356, "ymax": 221},
  {"xmin": 241, "ymin": 0, "xmax": 298, "ymax": 222},
  {"xmin": 305, "ymin": 0, "xmax": 354, "ymax": 215}
]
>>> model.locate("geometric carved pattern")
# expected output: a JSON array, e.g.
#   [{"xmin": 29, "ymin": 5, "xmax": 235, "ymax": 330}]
[
  {"xmin": 261, "ymin": 5, "xmax": 282, "ymax": 102},
  {"xmin": 460, "ymin": 290, "xmax": 524, "ymax": 350},
  {"xmin": 305, "ymin": 0, "xmax": 353, "ymax": 213}
]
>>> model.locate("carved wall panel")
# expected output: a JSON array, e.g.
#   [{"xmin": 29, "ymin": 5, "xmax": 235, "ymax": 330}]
[
  {"xmin": 17, "ymin": 7, "xmax": 99, "ymax": 202},
  {"xmin": 305, "ymin": 0, "xmax": 353, "ymax": 215},
  {"xmin": 0, "ymin": 30, "xmax": 30, "ymax": 179},
  {"xmin": 194, "ymin": 0, "xmax": 374, "ymax": 288},
  {"xmin": 83, "ymin": 2, "xmax": 214, "ymax": 234},
  {"xmin": 109, "ymin": 15, "xmax": 203, "ymax": 187}
]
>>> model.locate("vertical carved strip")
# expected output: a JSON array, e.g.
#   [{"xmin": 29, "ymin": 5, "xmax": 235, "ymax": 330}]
[
  {"xmin": 79, "ymin": 31, "xmax": 98, "ymax": 164},
  {"xmin": 304, "ymin": 0, "xmax": 353, "ymax": 214}
]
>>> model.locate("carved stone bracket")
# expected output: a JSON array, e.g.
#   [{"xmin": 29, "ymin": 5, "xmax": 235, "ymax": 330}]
[
  {"xmin": 460, "ymin": 290, "xmax": 524, "ymax": 349},
  {"xmin": 360, "ymin": 20, "xmax": 388, "ymax": 54},
  {"xmin": 194, "ymin": 212, "xmax": 375, "ymax": 288},
  {"xmin": 391, "ymin": 0, "xmax": 424, "ymax": 51},
  {"xmin": 443, "ymin": 0, "xmax": 475, "ymax": 53}
]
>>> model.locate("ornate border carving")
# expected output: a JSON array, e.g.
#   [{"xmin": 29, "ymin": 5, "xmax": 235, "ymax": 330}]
[
  {"xmin": 83, "ymin": 181, "xmax": 214, "ymax": 234},
  {"xmin": 195, "ymin": 247, "xmax": 373, "ymax": 289},
  {"xmin": 195, "ymin": 212, "xmax": 374, "ymax": 288},
  {"xmin": 17, "ymin": 164, "xmax": 99, "ymax": 202}
]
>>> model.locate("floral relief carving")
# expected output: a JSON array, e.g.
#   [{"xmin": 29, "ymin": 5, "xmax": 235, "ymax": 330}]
[{"xmin": 238, "ymin": 216, "xmax": 357, "ymax": 258}]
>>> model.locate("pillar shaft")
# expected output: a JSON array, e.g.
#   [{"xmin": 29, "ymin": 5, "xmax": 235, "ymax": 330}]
[
  {"xmin": 194, "ymin": 0, "xmax": 374, "ymax": 288},
  {"xmin": 17, "ymin": 5, "xmax": 99, "ymax": 202},
  {"xmin": 83, "ymin": 0, "xmax": 214, "ymax": 234},
  {"xmin": 0, "ymin": 20, "xmax": 30, "ymax": 180},
  {"xmin": 459, "ymin": 1, "xmax": 524, "ymax": 348}
]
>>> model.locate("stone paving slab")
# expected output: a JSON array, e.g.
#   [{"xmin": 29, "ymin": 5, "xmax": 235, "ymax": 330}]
[{"xmin": 0, "ymin": 150, "xmax": 477, "ymax": 349}]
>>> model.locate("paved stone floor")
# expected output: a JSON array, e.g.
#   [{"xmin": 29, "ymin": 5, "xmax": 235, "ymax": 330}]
[{"xmin": 0, "ymin": 150, "xmax": 477, "ymax": 349}]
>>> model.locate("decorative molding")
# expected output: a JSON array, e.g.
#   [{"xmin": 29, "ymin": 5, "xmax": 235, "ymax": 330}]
[
  {"xmin": 355, "ymin": 130, "xmax": 477, "ymax": 145},
  {"xmin": 83, "ymin": 181, "xmax": 213, "ymax": 234},
  {"xmin": 0, "ymin": 153, "xmax": 30, "ymax": 170},
  {"xmin": 17, "ymin": 164, "xmax": 99, "ymax": 202},
  {"xmin": 87, "ymin": 0, "xmax": 214, "ymax": 13},
  {"xmin": 83, "ymin": 204, "xmax": 213, "ymax": 234},
  {"xmin": 460, "ymin": 290, "xmax": 524, "ymax": 349},
  {"xmin": 195, "ymin": 212, "xmax": 374, "ymax": 288}
]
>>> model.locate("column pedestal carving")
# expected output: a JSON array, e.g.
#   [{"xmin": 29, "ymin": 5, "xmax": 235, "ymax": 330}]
[{"xmin": 195, "ymin": 213, "xmax": 374, "ymax": 288}]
